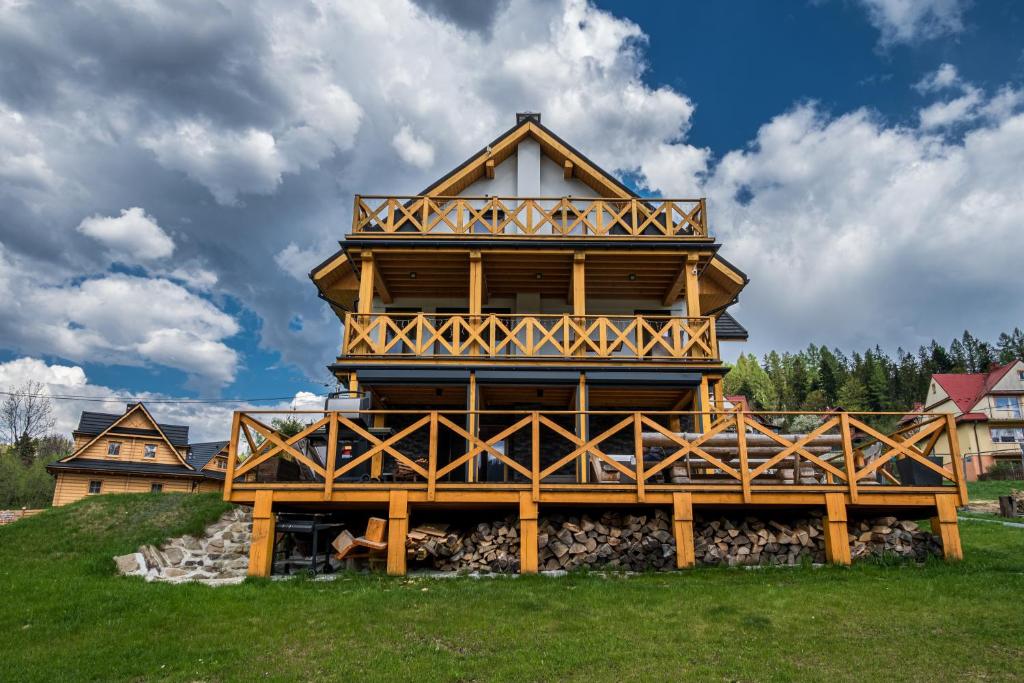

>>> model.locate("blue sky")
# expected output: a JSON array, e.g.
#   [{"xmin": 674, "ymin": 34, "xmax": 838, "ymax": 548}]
[{"xmin": 0, "ymin": 0, "xmax": 1021, "ymax": 439}]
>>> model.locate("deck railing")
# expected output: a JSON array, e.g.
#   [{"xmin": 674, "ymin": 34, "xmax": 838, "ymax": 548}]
[
  {"xmin": 342, "ymin": 313, "xmax": 717, "ymax": 361},
  {"xmin": 351, "ymin": 195, "xmax": 708, "ymax": 238},
  {"xmin": 224, "ymin": 409, "xmax": 967, "ymax": 507}
]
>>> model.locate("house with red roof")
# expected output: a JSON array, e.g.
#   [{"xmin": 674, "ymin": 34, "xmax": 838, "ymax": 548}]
[{"xmin": 921, "ymin": 360, "xmax": 1024, "ymax": 480}]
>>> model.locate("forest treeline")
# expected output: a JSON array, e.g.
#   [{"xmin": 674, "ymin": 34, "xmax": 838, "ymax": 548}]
[{"xmin": 724, "ymin": 328, "xmax": 1024, "ymax": 413}]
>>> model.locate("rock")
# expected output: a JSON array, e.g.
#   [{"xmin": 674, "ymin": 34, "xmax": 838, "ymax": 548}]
[{"xmin": 114, "ymin": 553, "xmax": 143, "ymax": 575}]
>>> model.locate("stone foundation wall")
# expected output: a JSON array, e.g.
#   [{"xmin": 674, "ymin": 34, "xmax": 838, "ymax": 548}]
[{"xmin": 114, "ymin": 507, "xmax": 252, "ymax": 585}]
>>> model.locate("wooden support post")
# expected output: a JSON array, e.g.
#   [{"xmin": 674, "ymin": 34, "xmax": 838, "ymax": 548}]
[
  {"xmin": 387, "ymin": 490, "xmax": 409, "ymax": 576},
  {"xmin": 469, "ymin": 251, "xmax": 482, "ymax": 357},
  {"xmin": 672, "ymin": 492, "xmax": 695, "ymax": 569},
  {"xmin": 531, "ymin": 412, "xmax": 540, "ymax": 502},
  {"xmin": 684, "ymin": 254, "xmax": 701, "ymax": 318},
  {"xmin": 370, "ymin": 413, "xmax": 385, "ymax": 479},
  {"xmin": 467, "ymin": 371, "xmax": 478, "ymax": 483},
  {"xmin": 736, "ymin": 412, "xmax": 751, "ymax": 503},
  {"xmin": 932, "ymin": 493, "xmax": 963, "ymax": 561},
  {"xmin": 698, "ymin": 375, "xmax": 712, "ymax": 432},
  {"xmin": 945, "ymin": 414, "xmax": 968, "ymax": 507},
  {"xmin": 839, "ymin": 412, "xmax": 858, "ymax": 504},
  {"xmin": 519, "ymin": 491, "xmax": 539, "ymax": 574},
  {"xmin": 427, "ymin": 411, "xmax": 438, "ymax": 501},
  {"xmin": 324, "ymin": 412, "xmax": 339, "ymax": 500},
  {"xmin": 248, "ymin": 490, "xmax": 275, "ymax": 577},
  {"xmin": 823, "ymin": 492, "xmax": 851, "ymax": 566},
  {"xmin": 356, "ymin": 252, "xmax": 374, "ymax": 354},
  {"xmin": 634, "ymin": 412, "xmax": 645, "ymax": 502},
  {"xmin": 576, "ymin": 372, "xmax": 588, "ymax": 483},
  {"xmin": 224, "ymin": 411, "xmax": 240, "ymax": 501}
]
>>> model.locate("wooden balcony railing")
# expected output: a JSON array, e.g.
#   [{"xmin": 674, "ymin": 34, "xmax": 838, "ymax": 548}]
[
  {"xmin": 223, "ymin": 409, "xmax": 968, "ymax": 507},
  {"xmin": 351, "ymin": 195, "xmax": 708, "ymax": 238},
  {"xmin": 342, "ymin": 313, "xmax": 717, "ymax": 361}
]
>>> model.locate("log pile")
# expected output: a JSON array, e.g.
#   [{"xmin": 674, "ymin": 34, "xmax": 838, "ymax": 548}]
[
  {"xmin": 403, "ymin": 511, "xmax": 942, "ymax": 573},
  {"xmin": 406, "ymin": 518, "xmax": 520, "ymax": 573},
  {"xmin": 848, "ymin": 517, "xmax": 942, "ymax": 561},
  {"xmin": 538, "ymin": 510, "xmax": 675, "ymax": 572}
]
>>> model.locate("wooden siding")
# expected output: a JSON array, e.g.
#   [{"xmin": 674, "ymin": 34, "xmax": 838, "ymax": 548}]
[
  {"xmin": 66, "ymin": 408, "xmax": 189, "ymax": 467},
  {"xmin": 52, "ymin": 472, "xmax": 219, "ymax": 507}
]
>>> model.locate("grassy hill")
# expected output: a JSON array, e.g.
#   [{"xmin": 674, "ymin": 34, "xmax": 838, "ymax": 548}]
[{"xmin": 1, "ymin": 493, "xmax": 1022, "ymax": 682}]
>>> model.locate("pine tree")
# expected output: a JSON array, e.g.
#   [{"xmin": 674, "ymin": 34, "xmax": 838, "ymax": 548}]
[
  {"xmin": 996, "ymin": 328, "xmax": 1024, "ymax": 363},
  {"xmin": 836, "ymin": 377, "xmax": 868, "ymax": 411}
]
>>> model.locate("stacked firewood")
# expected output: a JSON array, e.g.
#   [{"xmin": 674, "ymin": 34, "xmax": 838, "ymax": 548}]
[
  {"xmin": 695, "ymin": 515, "xmax": 827, "ymax": 566},
  {"xmin": 404, "ymin": 512, "xmax": 942, "ymax": 573},
  {"xmin": 406, "ymin": 518, "xmax": 520, "ymax": 573},
  {"xmin": 848, "ymin": 517, "xmax": 942, "ymax": 561},
  {"xmin": 538, "ymin": 510, "xmax": 675, "ymax": 571}
]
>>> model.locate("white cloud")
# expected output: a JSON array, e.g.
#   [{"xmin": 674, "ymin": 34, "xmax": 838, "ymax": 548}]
[
  {"xmin": 275, "ymin": 243, "xmax": 322, "ymax": 282},
  {"xmin": 392, "ymin": 125, "xmax": 435, "ymax": 169},
  {"xmin": 856, "ymin": 0, "xmax": 968, "ymax": 46},
  {"xmin": 914, "ymin": 63, "xmax": 961, "ymax": 93},
  {"xmin": 0, "ymin": 248, "xmax": 240, "ymax": 387},
  {"xmin": 918, "ymin": 88, "xmax": 981, "ymax": 129},
  {"xmin": 77, "ymin": 207, "xmax": 175, "ymax": 261},
  {"xmin": 0, "ymin": 105, "xmax": 58, "ymax": 196},
  {"xmin": 0, "ymin": 357, "xmax": 322, "ymax": 442},
  {"xmin": 702, "ymin": 83, "xmax": 1024, "ymax": 355}
]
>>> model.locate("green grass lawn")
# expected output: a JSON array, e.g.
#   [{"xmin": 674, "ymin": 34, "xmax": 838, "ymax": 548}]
[
  {"xmin": 1, "ymin": 494, "xmax": 1023, "ymax": 682},
  {"xmin": 967, "ymin": 479, "xmax": 1024, "ymax": 501}
]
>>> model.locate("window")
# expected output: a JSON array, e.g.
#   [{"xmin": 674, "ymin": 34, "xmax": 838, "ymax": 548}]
[
  {"xmin": 190, "ymin": 481, "xmax": 199, "ymax": 492},
  {"xmin": 994, "ymin": 396, "xmax": 1022, "ymax": 418},
  {"xmin": 1019, "ymin": 371, "xmax": 1024, "ymax": 381},
  {"xmin": 150, "ymin": 483, "xmax": 163, "ymax": 493},
  {"xmin": 143, "ymin": 444, "xmax": 157, "ymax": 459},
  {"xmin": 107, "ymin": 441, "xmax": 121, "ymax": 456},
  {"xmin": 216, "ymin": 457, "xmax": 226, "ymax": 469},
  {"xmin": 991, "ymin": 427, "xmax": 1024, "ymax": 443},
  {"xmin": 88, "ymin": 480, "xmax": 102, "ymax": 494}
]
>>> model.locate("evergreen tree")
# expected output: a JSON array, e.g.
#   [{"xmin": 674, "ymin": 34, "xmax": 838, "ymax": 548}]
[
  {"xmin": 836, "ymin": 376, "xmax": 868, "ymax": 411},
  {"xmin": 996, "ymin": 328, "xmax": 1024, "ymax": 363}
]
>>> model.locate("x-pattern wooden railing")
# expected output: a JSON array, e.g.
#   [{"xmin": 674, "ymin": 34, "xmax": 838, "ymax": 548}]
[
  {"xmin": 351, "ymin": 195, "xmax": 708, "ymax": 238},
  {"xmin": 343, "ymin": 313, "xmax": 716, "ymax": 361},
  {"xmin": 224, "ymin": 410, "xmax": 967, "ymax": 507}
]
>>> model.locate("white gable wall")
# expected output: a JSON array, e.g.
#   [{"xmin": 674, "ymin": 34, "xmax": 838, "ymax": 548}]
[{"xmin": 457, "ymin": 141, "xmax": 602, "ymax": 199}]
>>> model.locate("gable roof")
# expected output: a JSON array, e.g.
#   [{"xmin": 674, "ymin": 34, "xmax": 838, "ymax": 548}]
[
  {"xmin": 75, "ymin": 410, "xmax": 190, "ymax": 446},
  {"xmin": 64, "ymin": 403, "xmax": 193, "ymax": 469},
  {"xmin": 931, "ymin": 362, "xmax": 1018, "ymax": 415},
  {"xmin": 416, "ymin": 113, "xmax": 641, "ymax": 201},
  {"xmin": 188, "ymin": 441, "xmax": 229, "ymax": 470}
]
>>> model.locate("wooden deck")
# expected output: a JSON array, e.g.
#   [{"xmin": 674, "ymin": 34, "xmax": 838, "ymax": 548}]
[
  {"xmin": 351, "ymin": 195, "xmax": 709, "ymax": 238},
  {"xmin": 225, "ymin": 409, "xmax": 967, "ymax": 576}
]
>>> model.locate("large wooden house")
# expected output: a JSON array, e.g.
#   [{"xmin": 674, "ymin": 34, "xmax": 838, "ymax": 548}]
[
  {"xmin": 224, "ymin": 114, "xmax": 967, "ymax": 576},
  {"xmin": 47, "ymin": 403, "xmax": 227, "ymax": 506}
]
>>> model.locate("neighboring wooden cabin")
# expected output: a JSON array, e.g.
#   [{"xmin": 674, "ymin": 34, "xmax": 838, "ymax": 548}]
[{"xmin": 47, "ymin": 403, "xmax": 227, "ymax": 506}]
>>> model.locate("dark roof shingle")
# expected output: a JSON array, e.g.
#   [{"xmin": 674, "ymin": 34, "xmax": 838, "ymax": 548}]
[
  {"xmin": 74, "ymin": 409, "xmax": 190, "ymax": 446},
  {"xmin": 188, "ymin": 441, "xmax": 229, "ymax": 470},
  {"xmin": 715, "ymin": 311, "xmax": 748, "ymax": 341}
]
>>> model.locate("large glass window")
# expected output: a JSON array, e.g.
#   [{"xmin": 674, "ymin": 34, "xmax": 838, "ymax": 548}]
[
  {"xmin": 994, "ymin": 396, "xmax": 1022, "ymax": 418},
  {"xmin": 991, "ymin": 427, "xmax": 1024, "ymax": 443}
]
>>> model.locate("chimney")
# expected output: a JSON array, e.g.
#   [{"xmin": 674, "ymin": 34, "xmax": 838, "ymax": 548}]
[{"xmin": 516, "ymin": 112, "xmax": 541, "ymax": 125}]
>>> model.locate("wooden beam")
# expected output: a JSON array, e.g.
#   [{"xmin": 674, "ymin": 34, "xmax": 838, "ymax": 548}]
[
  {"xmin": 373, "ymin": 264, "xmax": 392, "ymax": 305},
  {"xmin": 570, "ymin": 252, "xmax": 586, "ymax": 313},
  {"xmin": 577, "ymin": 372, "xmax": 588, "ymax": 483},
  {"xmin": 932, "ymin": 493, "xmax": 963, "ymax": 561},
  {"xmin": 823, "ymin": 492, "xmax": 851, "ymax": 565},
  {"xmin": 563, "ymin": 159, "xmax": 574, "ymax": 180},
  {"xmin": 484, "ymin": 158, "xmax": 495, "ymax": 180},
  {"xmin": 672, "ymin": 492, "xmax": 695, "ymax": 568},
  {"xmin": 357, "ymin": 251, "xmax": 375, "ymax": 314},
  {"xmin": 247, "ymin": 490, "xmax": 275, "ymax": 577},
  {"xmin": 467, "ymin": 371, "xmax": 478, "ymax": 483},
  {"xmin": 663, "ymin": 258, "xmax": 688, "ymax": 306},
  {"xmin": 386, "ymin": 489, "xmax": 409, "ymax": 576},
  {"xmin": 519, "ymin": 491, "xmax": 539, "ymax": 574},
  {"xmin": 684, "ymin": 254, "xmax": 701, "ymax": 318},
  {"xmin": 469, "ymin": 251, "xmax": 482, "ymax": 315}
]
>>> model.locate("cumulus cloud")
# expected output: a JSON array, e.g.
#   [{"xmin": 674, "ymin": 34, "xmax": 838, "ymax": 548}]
[
  {"xmin": 0, "ymin": 248, "xmax": 240, "ymax": 387},
  {"xmin": 0, "ymin": 357, "xmax": 320, "ymax": 442},
  {"xmin": 392, "ymin": 125, "xmax": 436, "ymax": 169},
  {"xmin": 77, "ymin": 207, "xmax": 175, "ymax": 261},
  {"xmin": 275, "ymin": 243, "xmax": 322, "ymax": 282},
  {"xmin": 856, "ymin": 0, "xmax": 968, "ymax": 46},
  {"xmin": 700, "ymin": 81, "xmax": 1024, "ymax": 355}
]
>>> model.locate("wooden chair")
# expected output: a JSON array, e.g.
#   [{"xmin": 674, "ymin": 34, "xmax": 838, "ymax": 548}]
[{"xmin": 332, "ymin": 517, "xmax": 388, "ymax": 569}]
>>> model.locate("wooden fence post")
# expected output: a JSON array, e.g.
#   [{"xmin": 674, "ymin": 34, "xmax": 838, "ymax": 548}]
[
  {"xmin": 224, "ymin": 411, "xmax": 240, "ymax": 502},
  {"xmin": 387, "ymin": 490, "xmax": 409, "ymax": 576},
  {"xmin": 324, "ymin": 412, "xmax": 338, "ymax": 501},
  {"xmin": 672, "ymin": 492, "xmax": 695, "ymax": 569},
  {"xmin": 932, "ymin": 493, "xmax": 963, "ymax": 561},
  {"xmin": 823, "ymin": 492, "xmax": 851, "ymax": 566},
  {"xmin": 519, "ymin": 491, "xmax": 539, "ymax": 574},
  {"xmin": 248, "ymin": 490, "xmax": 275, "ymax": 577}
]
